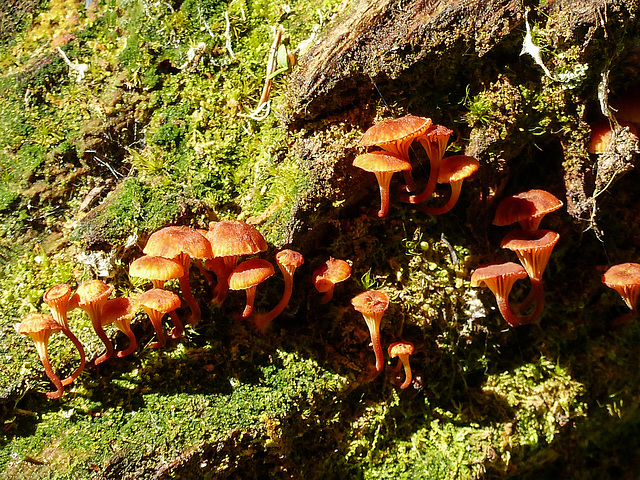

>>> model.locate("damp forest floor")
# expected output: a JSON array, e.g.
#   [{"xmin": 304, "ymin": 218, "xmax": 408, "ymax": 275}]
[{"xmin": 2, "ymin": 1, "xmax": 640, "ymax": 479}]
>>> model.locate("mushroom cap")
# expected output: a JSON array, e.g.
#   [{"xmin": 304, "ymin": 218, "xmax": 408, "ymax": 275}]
[
  {"xmin": 137, "ymin": 288, "xmax": 181, "ymax": 313},
  {"xmin": 206, "ymin": 220, "xmax": 268, "ymax": 258},
  {"xmin": 420, "ymin": 123, "xmax": 454, "ymax": 162},
  {"xmin": 588, "ymin": 120, "xmax": 638, "ymax": 154},
  {"xmin": 388, "ymin": 340, "xmax": 415, "ymax": 358},
  {"xmin": 15, "ymin": 312, "xmax": 62, "ymax": 336},
  {"xmin": 437, "ymin": 155, "xmax": 480, "ymax": 183},
  {"xmin": 73, "ymin": 279, "xmax": 114, "ymax": 307},
  {"xmin": 102, "ymin": 297, "xmax": 140, "ymax": 326},
  {"xmin": 129, "ymin": 255, "xmax": 184, "ymax": 282},
  {"xmin": 353, "ymin": 152, "xmax": 412, "ymax": 174},
  {"xmin": 359, "ymin": 115, "xmax": 432, "ymax": 150},
  {"xmin": 312, "ymin": 258, "xmax": 352, "ymax": 293},
  {"xmin": 276, "ymin": 249, "xmax": 304, "ymax": 269},
  {"xmin": 492, "ymin": 189, "xmax": 563, "ymax": 230},
  {"xmin": 43, "ymin": 283, "xmax": 72, "ymax": 306},
  {"xmin": 351, "ymin": 290, "xmax": 390, "ymax": 315},
  {"xmin": 470, "ymin": 262, "xmax": 527, "ymax": 299},
  {"xmin": 602, "ymin": 263, "xmax": 640, "ymax": 310},
  {"xmin": 500, "ymin": 229, "xmax": 560, "ymax": 280},
  {"xmin": 143, "ymin": 225, "xmax": 213, "ymax": 260},
  {"xmin": 228, "ymin": 259, "xmax": 275, "ymax": 291}
]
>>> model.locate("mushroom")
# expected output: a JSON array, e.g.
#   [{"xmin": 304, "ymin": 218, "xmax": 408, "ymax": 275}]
[
  {"xmin": 206, "ymin": 220, "xmax": 268, "ymax": 305},
  {"xmin": 359, "ymin": 114, "xmax": 432, "ymax": 191},
  {"xmin": 71, "ymin": 279, "xmax": 114, "ymax": 365},
  {"xmin": 101, "ymin": 297, "xmax": 140, "ymax": 358},
  {"xmin": 253, "ymin": 249, "xmax": 305, "ymax": 332},
  {"xmin": 129, "ymin": 255, "xmax": 184, "ymax": 289},
  {"xmin": 413, "ymin": 155, "xmax": 479, "ymax": 215},
  {"xmin": 353, "ymin": 152, "xmax": 412, "ymax": 217},
  {"xmin": 15, "ymin": 313, "xmax": 64, "ymax": 399},
  {"xmin": 43, "ymin": 283, "xmax": 85, "ymax": 386},
  {"xmin": 312, "ymin": 257, "xmax": 351, "ymax": 304},
  {"xmin": 602, "ymin": 262, "xmax": 640, "ymax": 325},
  {"xmin": 399, "ymin": 123, "xmax": 454, "ymax": 203},
  {"xmin": 351, "ymin": 290, "xmax": 390, "ymax": 374},
  {"xmin": 587, "ymin": 119, "xmax": 637, "ymax": 154},
  {"xmin": 143, "ymin": 226, "xmax": 213, "ymax": 325},
  {"xmin": 137, "ymin": 288, "xmax": 182, "ymax": 348},
  {"xmin": 388, "ymin": 340, "xmax": 415, "ymax": 389},
  {"xmin": 228, "ymin": 258, "xmax": 275, "ymax": 319},
  {"xmin": 492, "ymin": 189, "xmax": 563, "ymax": 231},
  {"xmin": 470, "ymin": 262, "xmax": 528, "ymax": 327},
  {"xmin": 500, "ymin": 229, "xmax": 560, "ymax": 322}
]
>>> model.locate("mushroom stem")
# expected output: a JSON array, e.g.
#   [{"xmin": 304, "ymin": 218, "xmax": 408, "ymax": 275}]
[
  {"xmin": 85, "ymin": 301, "xmax": 113, "ymax": 365},
  {"xmin": 115, "ymin": 327, "xmax": 138, "ymax": 358},
  {"xmin": 242, "ymin": 286, "xmax": 258, "ymax": 319},
  {"xmin": 213, "ymin": 257, "xmax": 238, "ymax": 305},
  {"xmin": 374, "ymin": 171, "xmax": 393, "ymax": 218},
  {"xmin": 168, "ymin": 310, "xmax": 184, "ymax": 338},
  {"xmin": 414, "ymin": 181, "xmax": 462, "ymax": 215},
  {"xmin": 40, "ymin": 346, "xmax": 64, "ymax": 399},
  {"xmin": 145, "ymin": 308, "xmax": 167, "ymax": 349},
  {"xmin": 175, "ymin": 253, "xmax": 202, "ymax": 326},
  {"xmin": 364, "ymin": 316, "xmax": 384, "ymax": 373},
  {"xmin": 514, "ymin": 278, "xmax": 545, "ymax": 325},
  {"xmin": 399, "ymin": 148, "xmax": 441, "ymax": 204},
  {"xmin": 396, "ymin": 356, "xmax": 413, "ymax": 389},
  {"xmin": 401, "ymin": 170, "xmax": 417, "ymax": 193},
  {"xmin": 61, "ymin": 329, "xmax": 86, "ymax": 386},
  {"xmin": 253, "ymin": 278, "xmax": 293, "ymax": 332},
  {"xmin": 320, "ymin": 287, "xmax": 335, "ymax": 304}
]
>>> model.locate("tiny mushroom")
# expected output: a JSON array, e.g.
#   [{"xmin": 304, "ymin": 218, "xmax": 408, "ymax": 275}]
[
  {"xmin": 470, "ymin": 262, "xmax": 528, "ymax": 328},
  {"xmin": 492, "ymin": 189, "xmax": 563, "ymax": 231},
  {"xmin": 312, "ymin": 257, "xmax": 352, "ymax": 304},
  {"xmin": 129, "ymin": 255, "xmax": 184, "ymax": 289},
  {"xmin": 137, "ymin": 288, "xmax": 182, "ymax": 348},
  {"xmin": 359, "ymin": 114, "xmax": 432, "ymax": 192},
  {"xmin": 143, "ymin": 225, "xmax": 213, "ymax": 325},
  {"xmin": 71, "ymin": 279, "xmax": 114, "ymax": 365},
  {"xmin": 102, "ymin": 297, "xmax": 141, "ymax": 358},
  {"xmin": 587, "ymin": 119, "xmax": 638, "ymax": 154},
  {"xmin": 206, "ymin": 220, "xmax": 268, "ymax": 305},
  {"xmin": 253, "ymin": 249, "xmax": 305, "ymax": 332},
  {"xmin": 388, "ymin": 340, "xmax": 415, "ymax": 389},
  {"xmin": 353, "ymin": 152, "xmax": 412, "ymax": 217},
  {"xmin": 15, "ymin": 313, "xmax": 64, "ymax": 399},
  {"xmin": 351, "ymin": 290, "xmax": 390, "ymax": 374},
  {"xmin": 602, "ymin": 262, "xmax": 640, "ymax": 325},
  {"xmin": 228, "ymin": 258, "xmax": 275, "ymax": 319},
  {"xmin": 43, "ymin": 283, "xmax": 85, "ymax": 386},
  {"xmin": 413, "ymin": 155, "xmax": 479, "ymax": 215},
  {"xmin": 501, "ymin": 229, "xmax": 560, "ymax": 321}
]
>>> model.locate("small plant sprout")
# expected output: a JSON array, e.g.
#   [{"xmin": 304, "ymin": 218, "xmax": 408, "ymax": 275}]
[
  {"xmin": 388, "ymin": 341, "xmax": 415, "ymax": 389},
  {"xmin": 351, "ymin": 290, "xmax": 390, "ymax": 374},
  {"xmin": 414, "ymin": 155, "xmax": 479, "ymax": 215},
  {"xmin": 493, "ymin": 189, "xmax": 563, "ymax": 231},
  {"xmin": 101, "ymin": 297, "xmax": 141, "ymax": 358},
  {"xmin": 228, "ymin": 259, "xmax": 275, "ymax": 319},
  {"xmin": 253, "ymin": 249, "xmax": 305, "ymax": 332},
  {"xmin": 15, "ymin": 313, "xmax": 64, "ymax": 399},
  {"xmin": 470, "ymin": 262, "xmax": 528, "ymax": 327},
  {"xmin": 359, "ymin": 114, "xmax": 432, "ymax": 192},
  {"xmin": 137, "ymin": 289, "xmax": 182, "ymax": 348},
  {"xmin": 143, "ymin": 226, "xmax": 213, "ymax": 326},
  {"xmin": 43, "ymin": 283, "xmax": 85, "ymax": 386},
  {"xmin": 602, "ymin": 262, "xmax": 640, "ymax": 325},
  {"xmin": 353, "ymin": 152, "xmax": 412, "ymax": 217},
  {"xmin": 71, "ymin": 279, "xmax": 114, "ymax": 365},
  {"xmin": 312, "ymin": 257, "xmax": 351, "ymax": 304}
]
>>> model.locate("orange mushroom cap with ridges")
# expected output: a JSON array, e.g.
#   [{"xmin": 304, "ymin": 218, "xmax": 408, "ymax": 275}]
[
  {"xmin": 419, "ymin": 124, "xmax": 454, "ymax": 164},
  {"xmin": 143, "ymin": 225, "xmax": 213, "ymax": 261},
  {"xmin": 43, "ymin": 284, "xmax": 72, "ymax": 328},
  {"xmin": 102, "ymin": 297, "xmax": 140, "ymax": 358},
  {"xmin": 206, "ymin": 220, "xmax": 268, "ymax": 258},
  {"xmin": 129, "ymin": 255, "xmax": 184, "ymax": 288},
  {"xmin": 492, "ymin": 189, "xmax": 563, "ymax": 231},
  {"xmin": 359, "ymin": 115, "xmax": 432, "ymax": 159},
  {"xmin": 471, "ymin": 262, "xmax": 527, "ymax": 327},
  {"xmin": 275, "ymin": 249, "xmax": 304, "ymax": 277},
  {"xmin": 138, "ymin": 288, "xmax": 182, "ymax": 348},
  {"xmin": 602, "ymin": 262, "xmax": 640, "ymax": 311},
  {"xmin": 312, "ymin": 258, "xmax": 351, "ymax": 303},
  {"xmin": 229, "ymin": 259, "xmax": 275, "ymax": 291},
  {"xmin": 351, "ymin": 290, "xmax": 390, "ymax": 374},
  {"xmin": 437, "ymin": 155, "xmax": 480, "ymax": 183},
  {"xmin": 500, "ymin": 229, "xmax": 560, "ymax": 281}
]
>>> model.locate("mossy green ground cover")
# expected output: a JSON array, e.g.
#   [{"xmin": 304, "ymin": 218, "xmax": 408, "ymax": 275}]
[{"xmin": 1, "ymin": 0, "xmax": 640, "ymax": 478}]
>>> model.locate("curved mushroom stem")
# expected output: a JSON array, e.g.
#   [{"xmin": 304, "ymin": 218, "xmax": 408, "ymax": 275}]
[
  {"xmin": 363, "ymin": 316, "xmax": 384, "ymax": 374},
  {"xmin": 494, "ymin": 279, "xmax": 545, "ymax": 327},
  {"xmin": 514, "ymin": 278, "xmax": 545, "ymax": 324},
  {"xmin": 213, "ymin": 257, "xmax": 238, "ymax": 306},
  {"xmin": 115, "ymin": 327, "xmax": 138, "ymax": 358},
  {"xmin": 144, "ymin": 309, "xmax": 167, "ymax": 349},
  {"xmin": 373, "ymin": 172, "xmax": 394, "ymax": 218},
  {"xmin": 168, "ymin": 310, "xmax": 184, "ymax": 338},
  {"xmin": 399, "ymin": 148, "xmax": 441, "ymax": 204},
  {"xmin": 253, "ymin": 278, "xmax": 293, "ymax": 332},
  {"xmin": 397, "ymin": 355, "xmax": 413, "ymax": 389},
  {"xmin": 402, "ymin": 170, "xmax": 417, "ymax": 193},
  {"xmin": 179, "ymin": 272, "xmax": 201, "ymax": 326},
  {"xmin": 413, "ymin": 181, "xmax": 462, "ymax": 215},
  {"xmin": 92, "ymin": 322, "xmax": 114, "ymax": 366},
  {"xmin": 61, "ymin": 328, "xmax": 86, "ymax": 386},
  {"xmin": 38, "ymin": 344, "xmax": 64, "ymax": 399},
  {"xmin": 241, "ymin": 286, "xmax": 258, "ymax": 319},
  {"xmin": 320, "ymin": 286, "xmax": 336, "ymax": 304}
]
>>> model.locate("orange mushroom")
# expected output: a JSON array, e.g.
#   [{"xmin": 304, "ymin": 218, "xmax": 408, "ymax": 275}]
[
  {"xmin": 43, "ymin": 283, "xmax": 85, "ymax": 386},
  {"xmin": 102, "ymin": 297, "xmax": 140, "ymax": 358},
  {"xmin": 351, "ymin": 290, "xmax": 390, "ymax": 374},
  {"xmin": 602, "ymin": 262, "xmax": 640, "ymax": 325},
  {"xmin": 137, "ymin": 288, "xmax": 182, "ymax": 348},
  {"xmin": 388, "ymin": 340, "xmax": 415, "ymax": 389},
  {"xmin": 15, "ymin": 313, "xmax": 64, "ymax": 399},
  {"xmin": 312, "ymin": 257, "xmax": 351, "ymax": 304},
  {"xmin": 129, "ymin": 255, "xmax": 184, "ymax": 289},
  {"xmin": 71, "ymin": 279, "xmax": 114, "ymax": 365},
  {"xmin": 587, "ymin": 119, "xmax": 637, "ymax": 154},
  {"xmin": 470, "ymin": 262, "xmax": 528, "ymax": 327},
  {"xmin": 353, "ymin": 152, "xmax": 412, "ymax": 217},
  {"xmin": 492, "ymin": 189, "xmax": 563, "ymax": 231},
  {"xmin": 253, "ymin": 249, "xmax": 305, "ymax": 332},
  {"xmin": 228, "ymin": 258, "xmax": 275, "ymax": 319},
  {"xmin": 143, "ymin": 226, "xmax": 212, "ymax": 325}
]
